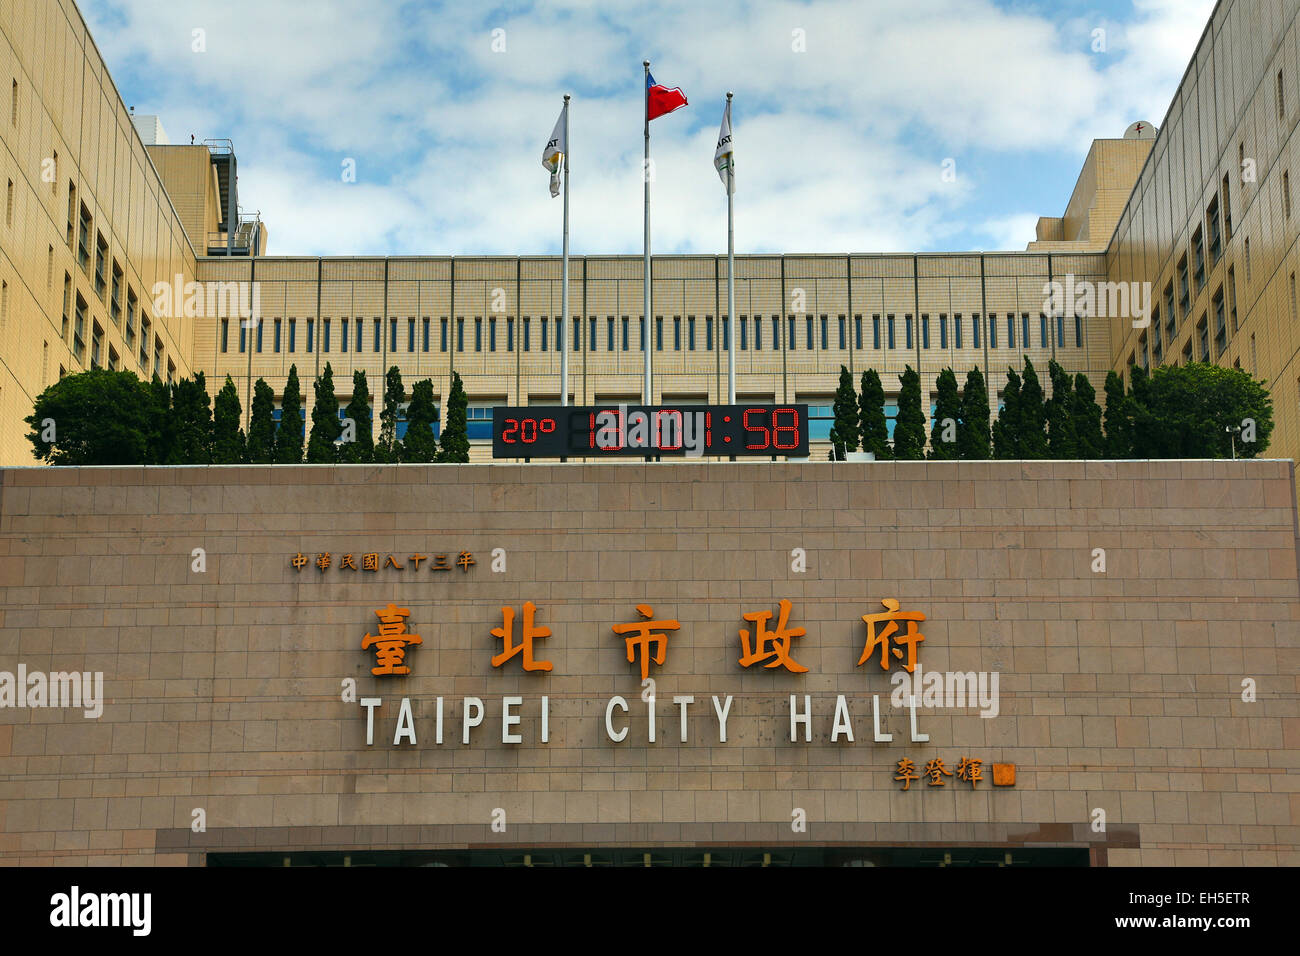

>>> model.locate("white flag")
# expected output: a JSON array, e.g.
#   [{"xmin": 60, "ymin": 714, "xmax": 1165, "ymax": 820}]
[
  {"xmin": 543, "ymin": 103, "xmax": 567, "ymax": 198},
  {"xmin": 714, "ymin": 99, "xmax": 734, "ymax": 193}
]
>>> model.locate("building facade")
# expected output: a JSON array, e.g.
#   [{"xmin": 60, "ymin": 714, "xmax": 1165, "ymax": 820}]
[
  {"xmin": 0, "ymin": 459, "xmax": 1295, "ymax": 866},
  {"xmin": 1, "ymin": 0, "xmax": 1298, "ymax": 470}
]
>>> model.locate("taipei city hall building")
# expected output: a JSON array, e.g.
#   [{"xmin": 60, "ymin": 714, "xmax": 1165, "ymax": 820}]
[{"xmin": 0, "ymin": 0, "xmax": 1296, "ymax": 867}]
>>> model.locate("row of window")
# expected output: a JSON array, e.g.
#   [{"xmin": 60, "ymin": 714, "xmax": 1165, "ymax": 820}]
[
  {"xmin": 63, "ymin": 181, "xmax": 171, "ymax": 381},
  {"xmin": 220, "ymin": 312, "xmax": 1088, "ymax": 356}
]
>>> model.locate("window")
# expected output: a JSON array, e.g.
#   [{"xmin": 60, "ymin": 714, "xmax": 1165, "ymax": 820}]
[
  {"xmin": 1239, "ymin": 142, "xmax": 1247, "ymax": 184},
  {"xmin": 373, "ymin": 318, "xmax": 381, "ymax": 353},
  {"xmin": 289, "ymin": 318, "xmax": 297, "ymax": 353},
  {"xmin": 409, "ymin": 318, "xmax": 417, "ymax": 353},
  {"xmin": 274, "ymin": 318, "xmax": 281, "ymax": 353},
  {"xmin": 734, "ymin": 315, "xmax": 742, "ymax": 351},
  {"xmin": 91, "ymin": 321, "xmax": 102, "ymax": 369},
  {"xmin": 1250, "ymin": 334, "xmax": 1257, "ymax": 375},
  {"xmin": 353, "ymin": 319, "xmax": 361, "ymax": 352},
  {"xmin": 706, "ymin": 316, "xmax": 714, "ymax": 351},
  {"xmin": 607, "ymin": 316, "xmax": 615, "ymax": 352},
  {"xmin": 656, "ymin": 316, "xmax": 664, "ymax": 351},
  {"xmin": 440, "ymin": 318, "xmax": 448, "ymax": 352},
  {"xmin": 805, "ymin": 315, "xmax": 813, "ymax": 350},
  {"xmin": 125, "ymin": 287, "xmax": 137, "ymax": 351},
  {"xmin": 474, "ymin": 317, "xmax": 482, "ymax": 352},
  {"xmin": 456, "ymin": 317, "xmax": 463, "ymax": 352},
  {"xmin": 73, "ymin": 293, "xmax": 86, "ymax": 361},
  {"xmin": 47, "ymin": 245, "xmax": 53, "ymax": 289},
  {"xmin": 674, "ymin": 315, "xmax": 682, "ymax": 351},
  {"xmin": 1058, "ymin": 313, "xmax": 1066, "ymax": 348},
  {"xmin": 873, "ymin": 315, "xmax": 881, "ymax": 349},
  {"xmin": 256, "ymin": 318, "xmax": 264, "ymax": 353},
  {"xmin": 921, "ymin": 314, "xmax": 929, "ymax": 349},
  {"xmin": 424, "ymin": 318, "xmax": 431, "ymax": 352},
  {"xmin": 838, "ymin": 314, "xmax": 846, "ymax": 350},
  {"xmin": 754, "ymin": 315, "xmax": 762, "ymax": 351},
  {"xmin": 972, "ymin": 313, "xmax": 980, "ymax": 349},
  {"xmin": 1163, "ymin": 282, "xmax": 1176, "ymax": 340},
  {"xmin": 770, "ymin": 314, "xmax": 779, "ymax": 349},
  {"xmin": 110, "ymin": 262, "xmax": 122, "ymax": 327},
  {"xmin": 341, "ymin": 318, "xmax": 349, "ymax": 352},
  {"xmin": 1196, "ymin": 313, "xmax": 1209, "ymax": 360},
  {"xmin": 490, "ymin": 317, "xmax": 497, "ymax": 352},
  {"xmin": 0, "ymin": 281, "xmax": 6, "ymax": 333},
  {"xmin": 1286, "ymin": 170, "xmax": 1293, "ymax": 220},
  {"xmin": 78, "ymin": 205, "xmax": 91, "ymax": 274},
  {"xmin": 805, "ymin": 402, "xmax": 836, "ymax": 442},
  {"xmin": 66, "ymin": 183, "xmax": 76, "ymax": 248},
  {"xmin": 507, "ymin": 317, "xmax": 514, "ymax": 352},
  {"xmin": 954, "ymin": 313, "xmax": 963, "ymax": 349},
  {"xmin": 1005, "ymin": 313, "xmax": 1014, "ymax": 348},
  {"xmin": 939, "ymin": 314, "xmax": 947, "ymax": 349},
  {"xmin": 1021, "ymin": 313, "xmax": 1030, "ymax": 348},
  {"xmin": 392, "ymin": 318, "xmax": 400, "ymax": 353},
  {"xmin": 688, "ymin": 315, "xmax": 696, "ymax": 351},
  {"xmin": 721, "ymin": 315, "xmax": 728, "ymax": 351},
  {"xmin": 1151, "ymin": 307, "xmax": 1163, "ymax": 363},
  {"xmin": 1138, "ymin": 331, "xmax": 1148, "ymax": 369},
  {"xmin": 887, "ymin": 314, "xmax": 895, "ymax": 349},
  {"xmin": 1278, "ymin": 69, "xmax": 1286, "ymax": 121},
  {"xmin": 1177, "ymin": 254, "xmax": 1190, "ymax": 316},
  {"xmin": 574, "ymin": 316, "xmax": 581, "ymax": 352},
  {"xmin": 306, "ymin": 318, "xmax": 314, "ymax": 353},
  {"xmin": 50, "ymin": 152, "xmax": 57, "ymax": 197},
  {"xmin": 1192, "ymin": 226, "xmax": 1206, "ymax": 290},
  {"xmin": 94, "ymin": 232, "xmax": 107, "ymax": 300},
  {"xmin": 1228, "ymin": 266, "xmax": 1238, "ymax": 332},
  {"xmin": 1207, "ymin": 196, "xmax": 1222, "ymax": 264},
  {"xmin": 904, "ymin": 315, "xmax": 912, "ymax": 350},
  {"xmin": 1245, "ymin": 238, "xmax": 1251, "ymax": 281},
  {"xmin": 821, "ymin": 314, "xmax": 829, "ymax": 350},
  {"xmin": 524, "ymin": 316, "xmax": 531, "ymax": 352},
  {"xmin": 221, "ymin": 319, "xmax": 229, "ymax": 353},
  {"xmin": 541, "ymin": 316, "xmax": 548, "ymax": 351},
  {"xmin": 1213, "ymin": 288, "xmax": 1226, "ymax": 356},
  {"xmin": 1039, "ymin": 313, "xmax": 1047, "ymax": 347},
  {"xmin": 788, "ymin": 315, "xmax": 796, "ymax": 350},
  {"xmin": 5, "ymin": 178, "xmax": 11, "ymax": 226},
  {"xmin": 854, "ymin": 314, "xmax": 862, "ymax": 349},
  {"xmin": 1223, "ymin": 174, "xmax": 1233, "ymax": 239},
  {"xmin": 621, "ymin": 316, "xmax": 628, "ymax": 351},
  {"xmin": 139, "ymin": 314, "xmax": 150, "ymax": 369},
  {"xmin": 988, "ymin": 313, "xmax": 997, "ymax": 349}
]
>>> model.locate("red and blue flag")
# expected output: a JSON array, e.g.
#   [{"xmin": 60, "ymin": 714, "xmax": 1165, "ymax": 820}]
[{"xmin": 647, "ymin": 71, "xmax": 688, "ymax": 121}]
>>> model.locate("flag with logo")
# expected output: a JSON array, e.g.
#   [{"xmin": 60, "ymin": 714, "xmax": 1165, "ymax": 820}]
[
  {"xmin": 543, "ymin": 103, "xmax": 567, "ymax": 197},
  {"xmin": 646, "ymin": 71, "xmax": 688, "ymax": 121},
  {"xmin": 714, "ymin": 99, "xmax": 734, "ymax": 193}
]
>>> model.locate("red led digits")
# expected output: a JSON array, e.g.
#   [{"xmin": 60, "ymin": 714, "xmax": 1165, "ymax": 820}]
[
  {"xmin": 743, "ymin": 408, "xmax": 770, "ymax": 450},
  {"xmin": 772, "ymin": 408, "xmax": 801, "ymax": 450}
]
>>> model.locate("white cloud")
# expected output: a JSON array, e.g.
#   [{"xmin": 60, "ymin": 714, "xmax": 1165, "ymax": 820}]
[{"xmin": 79, "ymin": 0, "xmax": 1216, "ymax": 256}]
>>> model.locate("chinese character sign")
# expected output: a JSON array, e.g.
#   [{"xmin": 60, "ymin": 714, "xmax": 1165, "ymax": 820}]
[
  {"xmin": 362, "ymin": 603, "xmax": 422, "ymax": 676},
  {"xmin": 859, "ymin": 598, "xmax": 925, "ymax": 673}
]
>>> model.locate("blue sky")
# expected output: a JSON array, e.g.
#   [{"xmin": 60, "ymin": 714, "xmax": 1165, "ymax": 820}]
[{"xmin": 79, "ymin": 0, "xmax": 1214, "ymax": 257}]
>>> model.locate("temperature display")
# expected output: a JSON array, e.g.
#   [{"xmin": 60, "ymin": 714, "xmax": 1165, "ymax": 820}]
[{"xmin": 492, "ymin": 404, "xmax": 809, "ymax": 458}]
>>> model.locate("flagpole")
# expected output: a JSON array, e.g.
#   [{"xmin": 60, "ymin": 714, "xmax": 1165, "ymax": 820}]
[
  {"xmin": 561, "ymin": 94, "xmax": 570, "ymax": 409},
  {"xmin": 726, "ymin": 92, "xmax": 735, "ymax": 408},
  {"xmin": 643, "ymin": 59, "xmax": 652, "ymax": 407}
]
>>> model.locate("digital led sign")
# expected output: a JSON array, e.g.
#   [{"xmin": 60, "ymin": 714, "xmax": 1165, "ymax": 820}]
[{"xmin": 491, "ymin": 404, "xmax": 809, "ymax": 458}]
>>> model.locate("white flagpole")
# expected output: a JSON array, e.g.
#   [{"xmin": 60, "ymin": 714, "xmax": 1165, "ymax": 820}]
[
  {"xmin": 643, "ymin": 59, "xmax": 652, "ymax": 407},
  {"xmin": 726, "ymin": 92, "xmax": 735, "ymax": 407},
  {"xmin": 561, "ymin": 94, "xmax": 570, "ymax": 408}
]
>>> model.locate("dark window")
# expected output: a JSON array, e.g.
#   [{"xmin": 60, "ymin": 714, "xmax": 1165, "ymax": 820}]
[
  {"xmin": 524, "ymin": 316, "xmax": 531, "ymax": 352},
  {"xmin": 490, "ymin": 317, "xmax": 497, "ymax": 352},
  {"xmin": 887, "ymin": 315, "xmax": 895, "ymax": 349},
  {"xmin": 408, "ymin": 318, "xmax": 416, "ymax": 352},
  {"xmin": 754, "ymin": 315, "xmax": 762, "ymax": 351},
  {"xmin": 607, "ymin": 317, "xmax": 615, "ymax": 351},
  {"xmin": 939, "ymin": 314, "xmax": 947, "ymax": 349},
  {"xmin": 423, "ymin": 318, "xmax": 430, "ymax": 352},
  {"xmin": 373, "ymin": 319, "xmax": 381, "ymax": 353},
  {"xmin": 322, "ymin": 319, "xmax": 330, "ymax": 353},
  {"xmin": 507, "ymin": 317, "xmax": 514, "ymax": 352},
  {"xmin": 475, "ymin": 318, "xmax": 482, "ymax": 352},
  {"xmin": 722, "ymin": 315, "xmax": 729, "ymax": 350},
  {"xmin": 1006, "ymin": 313, "xmax": 1015, "ymax": 348},
  {"xmin": 971, "ymin": 313, "xmax": 979, "ymax": 349},
  {"xmin": 256, "ymin": 320, "xmax": 264, "ymax": 353},
  {"xmin": 541, "ymin": 317, "xmax": 549, "ymax": 352},
  {"xmin": 391, "ymin": 318, "xmax": 398, "ymax": 352},
  {"xmin": 954, "ymin": 313, "xmax": 963, "ymax": 349},
  {"xmin": 788, "ymin": 315, "xmax": 796, "ymax": 350},
  {"xmin": 873, "ymin": 315, "xmax": 881, "ymax": 349},
  {"xmin": 674, "ymin": 315, "xmax": 681, "ymax": 351},
  {"xmin": 988, "ymin": 314, "xmax": 996, "ymax": 349},
  {"xmin": 289, "ymin": 318, "xmax": 297, "ymax": 352},
  {"xmin": 221, "ymin": 319, "xmax": 229, "ymax": 353},
  {"xmin": 306, "ymin": 318, "xmax": 314, "ymax": 353},
  {"xmin": 737, "ymin": 315, "xmax": 745, "ymax": 350},
  {"xmin": 456, "ymin": 317, "xmax": 464, "ymax": 352},
  {"xmin": 855, "ymin": 314, "xmax": 862, "ymax": 349},
  {"xmin": 806, "ymin": 315, "xmax": 814, "ymax": 350},
  {"xmin": 341, "ymin": 318, "xmax": 349, "ymax": 353},
  {"xmin": 656, "ymin": 316, "xmax": 663, "ymax": 351},
  {"xmin": 688, "ymin": 315, "xmax": 696, "ymax": 350},
  {"xmin": 838, "ymin": 314, "xmax": 846, "ymax": 350},
  {"xmin": 905, "ymin": 315, "xmax": 913, "ymax": 350},
  {"xmin": 1039, "ymin": 313, "xmax": 1047, "ymax": 347},
  {"xmin": 274, "ymin": 319, "xmax": 281, "ymax": 353},
  {"xmin": 1022, "ymin": 313, "xmax": 1030, "ymax": 347},
  {"xmin": 1074, "ymin": 315, "xmax": 1082, "ymax": 348},
  {"xmin": 921, "ymin": 315, "xmax": 929, "ymax": 349},
  {"xmin": 356, "ymin": 320, "xmax": 363, "ymax": 352},
  {"xmin": 440, "ymin": 318, "xmax": 448, "ymax": 352},
  {"xmin": 706, "ymin": 316, "xmax": 713, "ymax": 350},
  {"xmin": 621, "ymin": 316, "xmax": 628, "ymax": 351}
]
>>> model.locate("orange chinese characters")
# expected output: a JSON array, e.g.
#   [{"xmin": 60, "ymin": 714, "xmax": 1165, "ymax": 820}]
[
  {"xmin": 895, "ymin": 758, "xmax": 920, "ymax": 791},
  {"xmin": 955, "ymin": 757, "xmax": 983, "ymax": 788},
  {"xmin": 612, "ymin": 604, "xmax": 680, "ymax": 681},
  {"xmin": 858, "ymin": 598, "xmax": 925, "ymax": 673},
  {"xmin": 923, "ymin": 757, "xmax": 952, "ymax": 787},
  {"xmin": 738, "ymin": 599, "xmax": 808, "ymax": 673},
  {"xmin": 491, "ymin": 601, "xmax": 553, "ymax": 672},
  {"xmin": 361, "ymin": 603, "xmax": 423, "ymax": 676},
  {"xmin": 291, "ymin": 552, "xmax": 308, "ymax": 571}
]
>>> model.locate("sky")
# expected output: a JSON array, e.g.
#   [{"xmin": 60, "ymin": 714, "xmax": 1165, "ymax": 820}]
[{"xmin": 79, "ymin": 0, "xmax": 1216, "ymax": 258}]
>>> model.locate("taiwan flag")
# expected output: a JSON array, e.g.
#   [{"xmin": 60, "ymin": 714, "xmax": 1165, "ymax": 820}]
[{"xmin": 647, "ymin": 71, "xmax": 688, "ymax": 121}]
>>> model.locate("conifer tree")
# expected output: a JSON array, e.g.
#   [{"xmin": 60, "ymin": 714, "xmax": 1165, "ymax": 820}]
[
  {"xmin": 437, "ymin": 370, "xmax": 470, "ymax": 463},
  {"xmin": 957, "ymin": 366, "xmax": 991, "ymax": 460},
  {"xmin": 211, "ymin": 374, "xmax": 246, "ymax": 463},
  {"xmin": 1102, "ymin": 370, "xmax": 1129, "ymax": 458},
  {"xmin": 992, "ymin": 369, "xmax": 1023, "ymax": 459},
  {"xmin": 275, "ymin": 364, "xmax": 304, "ymax": 464},
  {"xmin": 339, "ymin": 369, "xmax": 374, "ymax": 464},
  {"xmin": 246, "ymin": 378, "xmax": 277, "ymax": 463},
  {"xmin": 829, "ymin": 365, "xmax": 860, "ymax": 459},
  {"xmin": 892, "ymin": 365, "xmax": 926, "ymax": 460},
  {"xmin": 376, "ymin": 366, "xmax": 405, "ymax": 463},
  {"xmin": 927, "ymin": 367, "xmax": 961, "ymax": 460},
  {"xmin": 1072, "ymin": 372, "xmax": 1104, "ymax": 459},
  {"xmin": 169, "ymin": 372, "xmax": 213, "ymax": 464},
  {"xmin": 858, "ymin": 369, "xmax": 892, "ymax": 460},
  {"xmin": 1046, "ymin": 360, "xmax": 1079, "ymax": 459},
  {"xmin": 1019, "ymin": 357, "xmax": 1049, "ymax": 459},
  {"xmin": 402, "ymin": 379, "xmax": 440, "ymax": 462},
  {"xmin": 307, "ymin": 362, "xmax": 342, "ymax": 463}
]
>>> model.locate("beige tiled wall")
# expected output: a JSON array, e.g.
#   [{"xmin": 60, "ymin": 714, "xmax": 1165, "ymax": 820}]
[{"xmin": 0, "ymin": 459, "xmax": 1295, "ymax": 866}]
